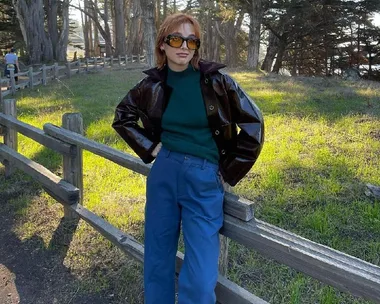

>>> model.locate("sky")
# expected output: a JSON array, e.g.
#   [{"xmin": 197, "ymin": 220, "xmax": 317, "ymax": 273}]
[{"xmin": 373, "ymin": 12, "xmax": 380, "ymax": 26}]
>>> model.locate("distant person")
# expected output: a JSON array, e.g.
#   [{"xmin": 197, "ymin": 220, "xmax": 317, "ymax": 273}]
[
  {"xmin": 112, "ymin": 13, "xmax": 264, "ymax": 304},
  {"xmin": 4, "ymin": 47, "xmax": 20, "ymax": 81}
]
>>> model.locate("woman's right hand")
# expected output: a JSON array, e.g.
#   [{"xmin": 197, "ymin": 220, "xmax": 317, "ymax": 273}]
[{"xmin": 151, "ymin": 142, "xmax": 162, "ymax": 157}]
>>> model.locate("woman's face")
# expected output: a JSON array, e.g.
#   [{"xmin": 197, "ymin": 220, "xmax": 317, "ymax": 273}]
[{"xmin": 161, "ymin": 23, "xmax": 197, "ymax": 72}]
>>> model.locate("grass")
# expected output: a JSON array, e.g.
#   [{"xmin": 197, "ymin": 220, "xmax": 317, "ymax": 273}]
[{"xmin": 1, "ymin": 67, "xmax": 379, "ymax": 303}]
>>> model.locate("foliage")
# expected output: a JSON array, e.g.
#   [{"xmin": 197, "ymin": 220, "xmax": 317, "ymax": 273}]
[
  {"xmin": 0, "ymin": 0, "xmax": 23, "ymax": 55},
  {"xmin": 262, "ymin": 0, "xmax": 380, "ymax": 78}
]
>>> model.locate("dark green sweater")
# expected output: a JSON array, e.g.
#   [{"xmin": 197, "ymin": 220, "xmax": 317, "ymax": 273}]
[{"xmin": 161, "ymin": 65, "xmax": 219, "ymax": 164}]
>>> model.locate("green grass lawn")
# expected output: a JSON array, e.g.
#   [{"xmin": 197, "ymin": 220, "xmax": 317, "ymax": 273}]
[{"xmin": 1, "ymin": 67, "xmax": 379, "ymax": 304}]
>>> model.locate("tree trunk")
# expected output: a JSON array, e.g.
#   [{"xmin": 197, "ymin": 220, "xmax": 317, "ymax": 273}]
[
  {"xmin": 72, "ymin": 0, "xmax": 113, "ymax": 57},
  {"xmin": 198, "ymin": 0, "xmax": 211, "ymax": 60},
  {"xmin": 141, "ymin": 0, "xmax": 156, "ymax": 66},
  {"xmin": 222, "ymin": 11, "xmax": 243, "ymax": 67},
  {"xmin": 155, "ymin": 0, "xmax": 161, "ymax": 30},
  {"xmin": 103, "ymin": 0, "xmax": 113, "ymax": 56},
  {"xmin": 127, "ymin": 0, "xmax": 143, "ymax": 56},
  {"xmin": 111, "ymin": 0, "xmax": 116, "ymax": 48},
  {"xmin": 46, "ymin": 0, "xmax": 58, "ymax": 57},
  {"xmin": 114, "ymin": 0, "xmax": 126, "ymax": 56},
  {"xmin": 261, "ymin": 30, "xmax": 279, "ymax": 72},
  {"xmin": 82, "ymin": 0, "xmax": 91, "ymax": 58},
  {"xmin": 272, "ymin": 35, "xmax": 287, "ymax": 73},
  {"xmin": 55, "ymin": 0, "xmax": 69, "ymax": 61},
  {"xmin": 88, "ymin": 16, "xmax": 94, "ymax": 57},
  {"xmin": 93, "ymin": 0, "xmax": 100, "ymax": 56},
  {"xmin": 247, "ymin": 0, "xmax": 262, "ymax": 69},
  {"xmin": 12, "ymin": 0, "xmax": 53, "ymax": 64},
  {"xmin": 163, "ymin": 0, "xmax": 167, "ymax": 19}
]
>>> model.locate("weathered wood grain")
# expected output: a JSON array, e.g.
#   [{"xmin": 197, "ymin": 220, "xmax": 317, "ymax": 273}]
[
  {"xmin": 15, "ymin": 71, "xmax": 29, "ymax": 77},
  {"xmin": 68, "ymin": 203, "xmax": 268, "ymax": 304},
  {"xmin": 0, "ymin": 113, "xmax": 73, "ymax": 156},
  {"xmin": 221, "ymin": 215, "xmax": 380, "ymax": 303},
  {"xmin": 2, "ymin": 90, "xmax": 11, "ymax": 97},
  {"xmin": 44, "ymin": 123, "xmax": 152, "ymax": 176},
  {"xmin": 15, "ymin": 82, "xmax": 29, "ymax": 90},
  {"xmin": 43, "ymin": 123, "xmax": 255, "ymax": 221},
  {"xmin": 0, "ymin": 144, "xmax": 79, "ymax": 204},
  {"xmin": 62, "ymin": 113, "xmax": 83, "ymax": 219},
  {"xmin": 2, "ymin": 99, "xmax": 17, "ymax": 176}
]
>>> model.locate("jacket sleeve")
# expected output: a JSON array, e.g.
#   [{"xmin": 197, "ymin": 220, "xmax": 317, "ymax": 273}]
[
  {"xmin": 112, "ymin": 80, "xmax": 158, "ymax": 164},
  {"xmin": 220, "ymin": 74, "xmax": 265, "ymax": 186}
]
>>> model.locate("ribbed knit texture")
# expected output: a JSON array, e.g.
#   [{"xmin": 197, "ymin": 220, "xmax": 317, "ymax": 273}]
[{"xmin": 161, "ymin": 65, "xmax": 219, "ymax": 164}]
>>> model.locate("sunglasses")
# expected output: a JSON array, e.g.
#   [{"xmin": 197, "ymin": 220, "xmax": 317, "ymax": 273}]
[{"xmin": 164, "ymin": 34, "xmax": 201, "ymax": 50}]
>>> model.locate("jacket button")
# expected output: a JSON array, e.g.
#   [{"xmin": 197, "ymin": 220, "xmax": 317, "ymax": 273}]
[
  {"xmin": 209, "ymin": 105, "xmax": 214, "ymax": 110},
  {"xmin": 221, "ymin": 149, "xmax": 226, "ymax": 155},
  {"xmin": 215, "ymin": 130, "xmax": 220, "ymax": 135},
  {"xmin": 205, "ymin": 78, "xmax": 209, "ymax": 84}
]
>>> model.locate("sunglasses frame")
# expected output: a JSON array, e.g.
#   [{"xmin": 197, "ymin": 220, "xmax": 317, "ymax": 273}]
[{"xmin": 164, "ymin": 34, "xmax": 201, "ymax": 50}]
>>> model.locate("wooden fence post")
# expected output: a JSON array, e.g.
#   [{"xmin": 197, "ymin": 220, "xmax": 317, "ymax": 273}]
[
  {"xmin": 28, "ymin": 67, "xmax": 34, "ymax": 89},
  {"xmin": 42, "ymin": 65, "xmax": 47, "ymax": 85},
  {"xmin": 110, "ymin": 56, "xmax": 114, "ymax": 67},
  {"xmin": 62, "ymin": 113, "xmax": 83, "ymax": 219},
  {"xmin": 66, "ymin": 62, "xmax": 71, "ymax": 78},
  {"xmin": 94, "ymin": 57, "xmax": 97, "ymax": 70},
  {"xmin": 2, "ymin": 99, "xmax": 17, "ymax": 177},
  {"xmin": 54, "ymin": 63, "xmax": 59, "ymax": 79},
  {"xmin": 86, "ymin": 58, "xmax": 89, "ymax": 71},
  {"xmin": 215, "ymin": 184, "xmax": 231, "ymax": 304},
  {"xmin": 219, "ymin": 184, "xmax": 231, "ymax": 276},
  {"xmin": 124, "ymin": 54, "xmax": 128, "ymax": 65},
  {"xmin": 118, "ymin": 55, "xmax": 121, "ymax": 66},
  {"xmin": 137, "ymin": 54, "xmax": 141, "ymax": 64},
  {"xmin": 9, "ymin": 69, "xmax": 16, "ymax": 95},
  {"xmin": 0, "ymin": 82, "xmax": 3, "ymax": 107},
  {"xmin": 103, "ymin": 57, "xmax": 106, "ymax": 68}
]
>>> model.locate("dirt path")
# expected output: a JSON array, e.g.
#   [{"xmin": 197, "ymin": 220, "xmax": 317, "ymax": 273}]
[{"xmin": 0, "ymin": 204, "xmax": 115, "ymax": 304}]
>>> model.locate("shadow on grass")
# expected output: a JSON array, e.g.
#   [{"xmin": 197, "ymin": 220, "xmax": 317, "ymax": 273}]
[
  {"xmin": 0, "ymin": 168, "xmax": 115, "ymax": 304},
  {"xmin": 0, "ymin": 69, "xmax": 148, "ymax": 303}
]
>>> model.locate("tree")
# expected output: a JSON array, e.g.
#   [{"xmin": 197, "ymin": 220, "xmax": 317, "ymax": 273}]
[
  {"xmin": 141, "ymin": 0, "xmax": 156, "ymax": 66},
  {"xmin": 72, "ymin": 0, "xmax": 113, "ymax": 56},
  {"xmin": 126, "ymin": 0, "xmax": 144, "ymax": 56},
  {"xmin": 0, "ymin": 0, "xmax": 23, "ymax": 53},
  {"xmin": 114, "ymin": 0, "xmax": 126, "ymax": 56},
  {"xmin": 55, "ymin": 0, "xmax": 70, "ymax": 61},
  {"xmin": 218, "ymin": 2, "xmax": 244, "ymax": 67},
  {"xmin": 247, "ymin": 0, "xmax": 262, "ymax": 69},
  {"xmin": 12, "ymin": 0, "xmax": 53, "ymax": 64}
]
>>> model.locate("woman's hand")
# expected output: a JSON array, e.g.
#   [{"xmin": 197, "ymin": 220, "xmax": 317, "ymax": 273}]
[{"xmin": 151, "ymin": 142, "xmax": 162, "ymax": 157}]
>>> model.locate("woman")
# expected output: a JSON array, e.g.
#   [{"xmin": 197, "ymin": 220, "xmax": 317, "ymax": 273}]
[{"xmin": 112, "ymin": 13, "xmax": 264, "ymax": 304}]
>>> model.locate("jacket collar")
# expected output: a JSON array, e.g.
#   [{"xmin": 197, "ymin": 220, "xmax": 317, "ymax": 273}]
[{"xmin": 143, "ymin": 60, "xmax": 226, "ymax": 81}]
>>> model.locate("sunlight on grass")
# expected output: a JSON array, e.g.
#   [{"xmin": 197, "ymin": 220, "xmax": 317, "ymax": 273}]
[{"xmin": 2, "ymin": 68, "xmax": 379, "ymax": 303}]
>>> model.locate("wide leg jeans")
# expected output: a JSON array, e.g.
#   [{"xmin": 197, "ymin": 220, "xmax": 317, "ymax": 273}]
[{"xmin": 144, "ymin": 146, "xmax": 225, "ymax": 304}]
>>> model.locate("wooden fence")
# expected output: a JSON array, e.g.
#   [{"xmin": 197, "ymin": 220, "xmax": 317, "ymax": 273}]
[
  {"xmin": 1, "ymin": 98, "xmax": 380, "ymax": 303},
  {"xmin": 0, "ymin": 54, "xmax": 146, "ymax": 99}
]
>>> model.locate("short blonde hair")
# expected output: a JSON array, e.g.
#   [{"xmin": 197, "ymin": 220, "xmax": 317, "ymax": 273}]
[{"xmin": 155, "ymin": 13, "xmax": 201, "ymax": 70}]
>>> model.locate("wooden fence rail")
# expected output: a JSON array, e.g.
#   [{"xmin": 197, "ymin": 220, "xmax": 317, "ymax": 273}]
[
  {"xmin": 0, "ymin": 54, "xmax": 146, "ymax": 99},
  {"xmin": 1, "ymin": 99, "xmax": 380, "ymax": 303}
]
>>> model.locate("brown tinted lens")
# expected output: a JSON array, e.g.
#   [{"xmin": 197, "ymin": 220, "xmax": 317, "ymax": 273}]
[
  {"xmin": 187, "ymin": 39, "xmax": 199, "ymax": 50},
  {"xmin": 168, "ymin": 36, "xmax": 183, "ymax": 48}
]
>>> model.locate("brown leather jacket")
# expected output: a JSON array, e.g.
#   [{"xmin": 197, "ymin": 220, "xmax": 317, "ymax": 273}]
[{"xmin": 112, "ymin": 60, "xmax": 264, "ymax": 186}]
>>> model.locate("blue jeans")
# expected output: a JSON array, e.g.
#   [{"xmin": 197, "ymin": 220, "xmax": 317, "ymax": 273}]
[{"xmin": 144, "ymin": 146, "xmax": 225, "ymax": 304}]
